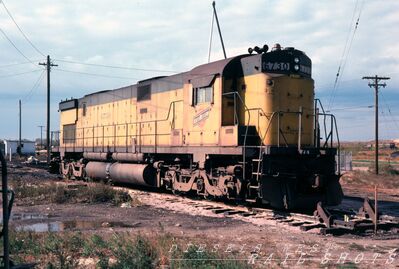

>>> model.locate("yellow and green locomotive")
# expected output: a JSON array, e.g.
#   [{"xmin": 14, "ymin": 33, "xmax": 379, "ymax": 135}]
[{"xmin": 53, "ymin": 44, "xmax": 343, "ymax": 210}]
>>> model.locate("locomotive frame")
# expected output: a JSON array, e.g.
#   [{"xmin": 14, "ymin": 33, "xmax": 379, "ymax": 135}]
[{"xmin": 52, "ymin": 45, "xmax": 343, "ymax": 210}]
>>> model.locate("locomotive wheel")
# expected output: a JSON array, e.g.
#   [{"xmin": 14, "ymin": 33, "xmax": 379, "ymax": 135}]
[{"xmin": 172, "ymin": 188, "xmax": 181, "ymax": 195}]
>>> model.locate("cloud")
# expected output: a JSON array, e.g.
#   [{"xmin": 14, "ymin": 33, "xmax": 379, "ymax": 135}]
[{"xmin": 0, "ymin": 0, "xmax": 398, "ymax": 140}]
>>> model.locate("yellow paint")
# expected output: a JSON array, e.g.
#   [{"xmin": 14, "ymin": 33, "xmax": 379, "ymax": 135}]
[{"xmin": 59, "ymin": 72, "xmax": 315, "ymax": 151}]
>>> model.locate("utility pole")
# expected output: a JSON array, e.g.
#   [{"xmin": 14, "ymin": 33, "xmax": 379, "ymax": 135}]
[
  {"xmin": 39, "ymin": 55, "xmax": 58, "ymax": 164},
  {"xmin": 18, "ymin": 99, "xmax": 21, "ymax": 155},
  {"xmin": 362, "ymin": 75, "xmax": 390, "ymax": 175},
  {"xmin": 38, "ymin": 125, "xmax": 44, "ymax": 149}
]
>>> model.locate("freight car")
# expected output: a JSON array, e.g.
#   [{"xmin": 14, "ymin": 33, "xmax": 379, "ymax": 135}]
[{"xmin": 52, "ymin": 44, "xmax": 343, "ymax": 210}]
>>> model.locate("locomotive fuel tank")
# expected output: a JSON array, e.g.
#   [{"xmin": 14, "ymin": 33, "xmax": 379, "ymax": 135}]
[{"xmin": 85, "ymin": 161, "xmax": 157, "ymax": 187}]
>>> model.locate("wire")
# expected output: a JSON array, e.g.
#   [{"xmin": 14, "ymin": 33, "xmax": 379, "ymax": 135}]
[
  {"xmin": 380, "ymin": 91, "xmax": 399, "ymax": 132},
  {"xmin": 0, "ymin": 0, "xmax": 45, "ymax": 57},
  {"xmin": 21, "ymin": 69, "xmax": 45, "ymax": 103},
  {"xmin": 0, "ymin": 69, "xmax": 42, "ymax": 78},
  {"xmin": 327, "ymin": 0, "xmax": 365, "ymax": 110},
  {"xmin": 325, "ymin": 105, "xmax": 373, "ymax": 112},
  {"xmin": 0, "ymin": 27, "xmax": 38, "ymax": 66},
  {"xmin": 332, "ymin": 0, "xmax": 359, "ymax": 90},
  {"xmin": 54, "ymin": 68, "xmax": 140, "ymax": 80},
  {"xmin": 54, "ymin": 67, "xmax": 185, "ymax": 88},
  {"xmin": 0, "ymin": 60, "xmax": 41, "ymax": 69},
  {"xmin": 54, "ymin": 59, "xmax": 179, "ymax": 73}
]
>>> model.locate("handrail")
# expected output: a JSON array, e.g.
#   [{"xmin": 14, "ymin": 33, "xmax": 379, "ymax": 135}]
[
  {"xmin": 255, "ymin": 111, "xmax": 278, "ymax": 182},
  {"xmin": 254, "ymin": 110, "xmax": 303, "ymax": 182},
  {"xmin": 56, "ymin": 100, "xmax": 183, "ymax": 152},
  {"xmin": 222, "ymin": 92, "xmax": 251, "ymax": 179},
  {"xmin": 315, "ymin": 98, "xmax": 328, "ymax": 147},
  {"xmin": 314, "ymin": 112, "xmax": 341, "ymax": 174}
]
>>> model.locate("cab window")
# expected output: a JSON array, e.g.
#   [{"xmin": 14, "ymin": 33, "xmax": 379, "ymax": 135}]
[{"xmin": 194, "ymin": 86, "xmax": 213, "ymax": 105}]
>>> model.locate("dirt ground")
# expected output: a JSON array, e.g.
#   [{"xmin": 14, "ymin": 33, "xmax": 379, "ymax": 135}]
[{"xmin": 2, "ymin": 163, "xmax": 399, "ymax": 268}]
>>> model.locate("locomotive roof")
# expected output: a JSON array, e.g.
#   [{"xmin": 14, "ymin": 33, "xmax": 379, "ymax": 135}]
[
  {"xmin": 67, "ymin": 48, "xmax": 309, "ymax": 107},
  {"xmin": 79, "ymin": 55, "xmax": 251, "ymax": 101},
  {"xmin": 189, "ymin": 55, "xmax": 249, "ymax": 78},
  {"xmin": 188, "ymin": 54, "xmax": 250, "ymax": 88}
]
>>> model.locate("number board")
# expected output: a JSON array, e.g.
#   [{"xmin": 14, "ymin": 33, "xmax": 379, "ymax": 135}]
[{"xmin": 261, "ymin": 49, "xmax": 312, "ymax": 78}]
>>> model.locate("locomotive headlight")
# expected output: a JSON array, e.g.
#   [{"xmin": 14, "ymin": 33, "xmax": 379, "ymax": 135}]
[
  {"xmin": 294, "ymin": 57, "xmax": 300, "ymax": 63},
  {"xmin": 294, "ymin": 64, "xmax": 300, "ymax": 71}
]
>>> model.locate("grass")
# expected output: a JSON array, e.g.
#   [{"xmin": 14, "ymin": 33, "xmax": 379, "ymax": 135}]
[
  {"xmin": 4, "ymin": 231, "xmax": 251, "ymax": 269},
  {"xmin": 341, "ymin": 169, "xmax": 399, "ymax": 189},
  {"xmin": 9, "ymin": 180, "xmax": 132, "ymax": 206},
  {"xmin": 170, "ymin": 245, "xmax": 250, "ymax": 269}
]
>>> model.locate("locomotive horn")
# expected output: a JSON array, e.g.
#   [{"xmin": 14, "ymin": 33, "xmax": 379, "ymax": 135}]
[
  {"xmin": 263, "ymin": 44, "xmax": 269, "ymax": 53},
  {"xmin": 254, "ymin": 46, "xmax": 261, "ymax": 54},
  {"xmin": 248, "ymin": 47, "xmax": 253, "ymax": 54}
]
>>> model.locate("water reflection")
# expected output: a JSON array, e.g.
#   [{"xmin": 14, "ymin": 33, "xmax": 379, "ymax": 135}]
[{"xmin": 16, "ymin": 220, "xmax": 138, "ymax": 232}]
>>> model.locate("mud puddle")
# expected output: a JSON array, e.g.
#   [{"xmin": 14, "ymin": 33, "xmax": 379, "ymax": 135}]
[{"xmin": 7, "ymin": 213, "xmax": 140, "ymax": 232}]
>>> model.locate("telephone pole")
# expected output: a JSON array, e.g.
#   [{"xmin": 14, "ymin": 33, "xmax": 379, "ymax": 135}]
[
  {"xmin": 362, "ymin": 75, "xmax": 390, "ymax": 175},
  {"xmin": 38, "ymin": 125, "xmax": 44, "ymax": 149},
  {"xmin": 39, "ymin": 56, "xmax": 58, "ymax": 164}
]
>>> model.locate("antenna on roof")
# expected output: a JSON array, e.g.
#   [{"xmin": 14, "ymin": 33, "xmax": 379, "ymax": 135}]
[{"xmin": 207, "ymin": 1, "xmax": 227, "ymax": 62}]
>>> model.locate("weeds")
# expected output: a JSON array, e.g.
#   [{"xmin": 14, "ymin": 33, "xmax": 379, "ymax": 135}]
[
  {"xmin": 7, "ymin": 231, "xmax": 250, "ymax": 269},
  {"xmin": 380, "ymin": 164, "xmax": 399, "ymax": 175},
  {"xmin": 9, "ymin": 180, "xmax": 132, "ymax": 206},
  {"xmin": 169, "ymin": 245, "xmax": 251, "ymax": 269},
  {"xmin": 110, "ymin": 233, "xmax": 158, "ymax": 269},
  {"xmin": 341, "ymin": 170, "xmax": 399, "ymax": 189}
]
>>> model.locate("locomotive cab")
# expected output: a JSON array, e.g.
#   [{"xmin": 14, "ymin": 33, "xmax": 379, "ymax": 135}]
[{"xmin": 223, "ymin": 45, "xmax": 342, "ymax": 209}]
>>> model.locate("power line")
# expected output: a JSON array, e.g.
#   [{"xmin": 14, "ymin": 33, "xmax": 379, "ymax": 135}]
[
  {"xmin": 0, "ymin": 27, "xmax": 37, "ymax": 66},
  {"xmin": 54, "ymin": 59, "xmax": 179, "ymax": 73},
  {"xmin": 0, "ymin": 69, "xmax": 42, "ymax": 78},
  {"xmin": 0, "ymin": 0, "xmax": 45, "ymax": 57},
  {"xmin": 380, "ymin": 91, "xmax": 399, "ymax": 132},
  {"xmin": 325, "ymin": 105, "xmax": 373, "ymax": 112},
  {"xmin": 21, "ymin": 69, "xmax": 45, "ymax": 103},
  {"xmin": 333, "ymin": 0, "xmax": 359, "ymax": 89},
  {"xmin": 0, "ymin": 60, "xmax": 41, "ymax": 69},
  {"xmin": 54, "ymin": 68, "xmax": 140, "ymax": 80},
  {"xmin": 328, "ymin": 0, "xmax": 365, "ymax": 110}
]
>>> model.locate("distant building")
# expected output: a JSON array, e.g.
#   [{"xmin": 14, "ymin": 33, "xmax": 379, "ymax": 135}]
[{"xmin": 1, "ymin": 139, "xmax": 35, "ymax": 156}]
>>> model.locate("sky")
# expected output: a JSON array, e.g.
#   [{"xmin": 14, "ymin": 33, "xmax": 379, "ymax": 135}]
[{"xmin": 0, "ymin": 0, "xmax": 398, "ymax": 142}]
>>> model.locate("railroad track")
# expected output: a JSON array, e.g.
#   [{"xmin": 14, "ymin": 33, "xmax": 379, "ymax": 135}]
[
  {"xmin": 111, "ymin": 185, "xmax": 399, "ymax": 237},
  {"xmin": 61, "ymin": 180, "xmax": 399, "ymax": 237}
]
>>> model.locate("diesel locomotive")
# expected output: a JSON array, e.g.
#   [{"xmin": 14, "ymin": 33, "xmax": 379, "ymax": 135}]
[{"xmin": 52, "ymin": 44, "xmax": 343, "ymax": 210}]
